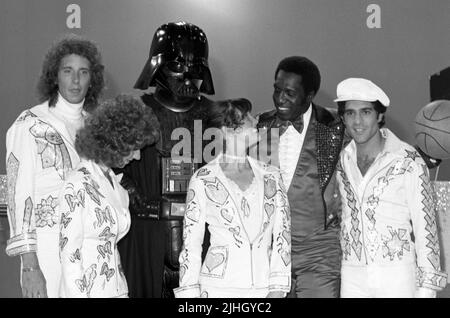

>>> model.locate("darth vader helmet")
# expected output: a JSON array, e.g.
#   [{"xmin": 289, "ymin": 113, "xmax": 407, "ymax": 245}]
[{"xmin": 134, "ymin": 21, "xmax": 215, "ymax": 97}]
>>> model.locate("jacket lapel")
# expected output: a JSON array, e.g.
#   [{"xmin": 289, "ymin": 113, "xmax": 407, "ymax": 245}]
[
  {"xmin": 31, "ymin": 102, "xmax": 75, "ymax": 148},
  {"xmin": 315, "ymin": 106, "xmax": 345, "ymax": 192},
  {"xmin": 88, "ymin": 161, "xmax": 128, "ymax": 212}
]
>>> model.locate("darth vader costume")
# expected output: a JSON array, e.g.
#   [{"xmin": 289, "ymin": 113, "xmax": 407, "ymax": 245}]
[{"xmin": 118, "ymin": 22, "xmax": 214, "ymax": 298}]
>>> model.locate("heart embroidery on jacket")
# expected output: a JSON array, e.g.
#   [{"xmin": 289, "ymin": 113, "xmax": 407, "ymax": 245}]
[
  {"xmin": 264, "ymin": 178, "xmax": 277, "ymax": 199},
  {"xmin": 185, "ymin": 206, "xmax": 200, "ymax": 223},
  {"xmin": 200, "ymin": 291, "xmax": 209, "ymax": 298},
  {"xmin": 220, "ymin": 208, "xmax": 233, "ymax": 223},
  {"xmin": 205, "ymin": 252, "xmax": 225, "ymax": 272},
  {"xmin": 186, "ymin": 189, "xmax": 195, "ymax": 203},
  {"xmin": 204, "ymin": 178, "xmax": 229, "ymax": 205},
  {"xmin": 282, "ymin": 229, "xmax": 290, "ymax": 243},
  {"xmin": 264, "ymin": 203, "xmax": 275, "ymax": 218},
  {"xmin": 280, "ymin": 250, "xmax": 291, "ymax": 266}
]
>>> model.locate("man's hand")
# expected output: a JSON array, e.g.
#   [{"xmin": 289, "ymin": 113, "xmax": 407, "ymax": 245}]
[
  {"xmin": 21, "ymin": 268, "xmax": 47, "ymax": 298},
  {"xmin": 20, "ymin": 252, "xmax": 48, "ymax": 298},
  {"xmin": 266, "ymin": 291, "xmax": 286, "ymax": 298}
]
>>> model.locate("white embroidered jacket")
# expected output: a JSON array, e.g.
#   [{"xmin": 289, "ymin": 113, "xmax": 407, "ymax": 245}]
[
  {"xmin": 58, "ymin": 160, "xmax": 130, "ymax": 298},
  {"xmin": 6, "ymin": 101, "xmax": 80, "ymax": 256},
  {"xmin": 337, "ymin": 129, "xmax": 447, "ymax": 291},
  {"xmin": 174, "ymin": 155, "xmax": 291, "ymax": 298}
]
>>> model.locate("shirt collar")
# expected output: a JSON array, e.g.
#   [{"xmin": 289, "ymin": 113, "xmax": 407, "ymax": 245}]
[
  {"xmin": 274, "ymin": 103, "xmax": 312, "ymax": 134},
  {"xmin": 344, "ymin": 128, "xmax": 403, "ymax": 159}
]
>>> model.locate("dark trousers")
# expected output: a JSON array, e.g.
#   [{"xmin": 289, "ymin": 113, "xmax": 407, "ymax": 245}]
[
  {"xmin": 288, "ymin": 227, "xmax": 341, "ymax": 298},
  {"xmin": 118, "ymin": 218, "xmax": 166, "ymax": 298}
]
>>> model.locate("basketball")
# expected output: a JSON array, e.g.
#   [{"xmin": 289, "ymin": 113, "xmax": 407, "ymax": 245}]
[{"xmin": 414, "ymin": 100, "xmax": 450, "ymax": 160}]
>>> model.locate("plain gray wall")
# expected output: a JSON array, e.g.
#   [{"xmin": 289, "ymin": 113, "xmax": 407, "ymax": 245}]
[
  {"xmin": 1, "ymin": 0, "xmax": 450, "ymax": 297},
  {"xmin": 1, "ymin": 0, "xmax": 450, "ymax": 179}
]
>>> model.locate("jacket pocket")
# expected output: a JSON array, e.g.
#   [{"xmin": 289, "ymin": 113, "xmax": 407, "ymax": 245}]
[{"xmin": 200, "ymin": 245, "xmax": 229, "ymax": 279}]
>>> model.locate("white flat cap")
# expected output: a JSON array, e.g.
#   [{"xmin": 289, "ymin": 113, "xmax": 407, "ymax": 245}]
[{"xmin": 334, "ymin": 78, "xmax": 390, "ymax": 107}]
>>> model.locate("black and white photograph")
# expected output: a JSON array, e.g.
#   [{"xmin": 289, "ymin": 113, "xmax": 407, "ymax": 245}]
[{"xmin": 0, "ymin": 0, "xmax": 449, "ymax": 303}]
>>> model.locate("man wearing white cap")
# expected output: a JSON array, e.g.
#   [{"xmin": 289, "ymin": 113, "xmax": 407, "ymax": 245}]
[{"xmin": 335, "ymin": 78, "xmax": 447, "ymax": 297}]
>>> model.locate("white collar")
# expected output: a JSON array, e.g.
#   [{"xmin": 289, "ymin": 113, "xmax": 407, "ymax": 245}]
[
  {"xmin": 52, "ymin": 92, "xmax": 85, "ymax": 121},
  {"xmin": 343, "ymin": 128, "xmax": 405, "ymax": 159}
]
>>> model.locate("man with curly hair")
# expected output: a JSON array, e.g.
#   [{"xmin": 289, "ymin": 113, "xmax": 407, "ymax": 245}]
[
  {"xmin": 58, "ymin": 94, "xmax": 159, "ymax": 298},
  {"xmin": 5, "ymin": 34, "xmax": 105, "ymax": 297}
]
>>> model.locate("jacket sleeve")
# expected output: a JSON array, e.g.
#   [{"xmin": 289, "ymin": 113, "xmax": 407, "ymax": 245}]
[
  {"xmin": 5, "ymin": 118, "xmax": 38, "ymax": 257},
  {"xmin": 269, "ymin": 172, "xmax": 291, "ymax": 293},
  {"xmin": 405, "ymin": 160, "xmax": 447, "ymax": 291},
  {"xmin": 173, "ymin": 176, "xmax": 206, "ymax": 298},
  {"xmin": 59, "ymin": 176, "xmax": 88, "ymax": 298}
]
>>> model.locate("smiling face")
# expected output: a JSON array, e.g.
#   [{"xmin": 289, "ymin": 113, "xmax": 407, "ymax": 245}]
[
  {"xmin": 57, "ymin": 54, "xmax": 91, "ymax": 104},
  {"xmin": 273, "ymin": 70, "xmax": 313, "ymax": 121},
  {"xmin": 342, "ymin": 100, "xmax": 383, "ymax": 146}
]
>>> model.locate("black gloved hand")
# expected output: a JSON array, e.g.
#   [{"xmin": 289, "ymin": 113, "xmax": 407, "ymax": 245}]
[{"xmin": 415, "ymin": 145, "xmax": 442, "ymax": 169}]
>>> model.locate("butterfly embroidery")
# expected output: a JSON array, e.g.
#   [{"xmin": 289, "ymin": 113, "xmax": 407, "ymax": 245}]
[
  {"xmin": 75, "ymin": 264, "xmax": 97, "ymax": 296},
  {"xmin": 97, "ymin": 241, "xmax": 112, "ymax": 260},
  {"xmin": 69, "ymin": 248, "xmax": 81, "ymax": 263},
  {"xmin": 78, "ymin": 167, "xmax": 90, "ymax": 175},
  {"xmin": 99, "ymin": 226, "xmax": 116, "ymax": 241},
  {"xmin": 59, "ymin": 232, "xmax": 68, "ymax": 250},
  {"xmin": 94, "ymin": 206, "xmax": 115, "ymax": 228},
  {"xmin": 100, "ymin": 262, "xmax": 115, "ymax": 282},
  {"xmin": 60, "ymin": 213, "xmax": 72, "ymax": 228},
  {"xmin": 65, "ymin": 189, "xmax": 85, "ymax": 212},
  {"xmin": 83, "ymin": 179, "xmax": 105, "ymax": 206}
]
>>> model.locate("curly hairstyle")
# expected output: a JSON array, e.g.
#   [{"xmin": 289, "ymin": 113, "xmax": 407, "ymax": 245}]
[
  {"xmin": 207, "ymin": 98, "xmax": 252, "ymax": 130},
  {"xmin": 37, "ymin": 34, "xmax": 105, "ymax": 112},
  {"xmin": 75, "ymin": 94, "xmax": 160, "ymax": 167}
]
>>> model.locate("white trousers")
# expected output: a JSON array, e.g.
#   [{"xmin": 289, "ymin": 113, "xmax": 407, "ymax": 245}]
[
  {"xmin": 200, "ymin": 284, "xmax": 269, "ymax": 298},
  {"xmin": 341, "ymin": 263, "xmax": 416, "ymax": 298}
]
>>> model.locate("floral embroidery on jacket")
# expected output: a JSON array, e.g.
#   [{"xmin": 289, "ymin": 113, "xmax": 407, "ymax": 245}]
[{"xmin": 35, "ymin": 195, "xmax": 58, "ymax": 228}]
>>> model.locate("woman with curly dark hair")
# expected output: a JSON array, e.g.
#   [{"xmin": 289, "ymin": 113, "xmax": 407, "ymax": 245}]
[
  {"xmin": 58, "ymin": 94, "xmax": 160, "ymax": 298},
  {"xmin": 5, "ymin": 34, "xmax": 105, "ymax": 298}
]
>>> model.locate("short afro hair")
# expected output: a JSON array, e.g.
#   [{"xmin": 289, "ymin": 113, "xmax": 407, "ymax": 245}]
[
  {"xmin": 275, "ymin": 56, "xmax": 321, "ymax": 97},
  {"xmin": 37, "ymin": 34, "xmax": 105, "ymax": 112},
  {"xmin": 75, "ymin": 94, "xmax": 160, "ymax": 167}
]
